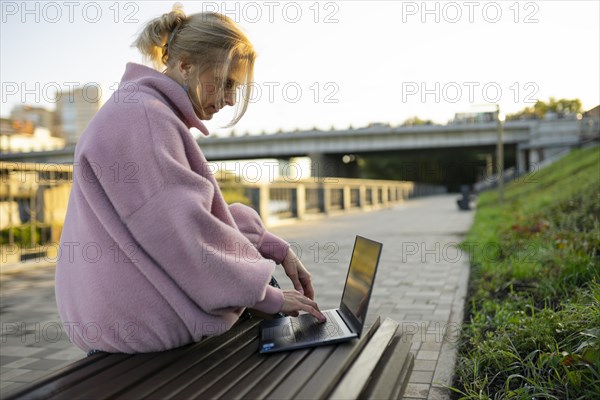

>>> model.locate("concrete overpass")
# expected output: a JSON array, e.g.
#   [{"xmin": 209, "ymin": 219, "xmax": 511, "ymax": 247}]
[
  {"xmin": 2, "ymin": 118, "xmax": 597, "ymax": 180},
  {"xmin": 195, "ymin": 121, "xmax": 532, "ymax": 160}
]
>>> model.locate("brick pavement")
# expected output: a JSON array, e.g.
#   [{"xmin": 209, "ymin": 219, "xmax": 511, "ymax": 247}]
[
  {"xmin": 0, "ymin": 194, "xmax": 473, "ymax": 399},
  {"xmin": 0, "ymin": 264, "xmax": 86, "ymax": 396}
]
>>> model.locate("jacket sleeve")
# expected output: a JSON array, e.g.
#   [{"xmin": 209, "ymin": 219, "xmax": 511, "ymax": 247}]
[
  {"xmin": 228, "ymin": 203, "xmax": 290, "ymax": 264},
  {"xmin": 122, "ymin": 183, "xmax": 284, "ymax": 315},
  {"xmin": 80, "ymin": 100, "xmax": 284, "ymax": 316}
]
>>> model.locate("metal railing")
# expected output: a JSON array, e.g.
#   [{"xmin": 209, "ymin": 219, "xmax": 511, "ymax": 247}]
[{"xmin": 1, "ymin": 162, "xmax": 73, "ymax": 264}]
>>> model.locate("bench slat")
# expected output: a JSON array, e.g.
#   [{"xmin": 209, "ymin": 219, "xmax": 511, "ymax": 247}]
[
  {"xmin": 82, "ymin": 334, "xmax": 219, "ymax": 399},
  {"xmin": 111, "ymin": 317, "xmax": 260, "ymax": 399},
  {"xmin": 171, "ymin": 337, "xmax": 260, "ymax": 399},
  {"xmin": 59, "ymin": 338, "xmax": 235, "ymax": 400},
  {"xmin": 327, "ymin": 317, "xmax": 399, "ymax": 399},
  {"xmin": 293, "ymin": 317, "xmax": 381, "ymax": 400},
  {"xmin": 242, "ymin": 349, "xmax": 312, "ymax": 399},
  {"xmin": 141, "ymin": 327, "xmax": 259, "ymax": 399},
  {"xmin": 219, "ymin": 351, "xmax": 289, "ymax": 400},
  {"xmin": 187, "ymin": 341, "xmax": 271, "ymax": 399},
  {"xmin": 360, "ymin": 333, "xmax": 414, "ymax": 400},
  {"xmin": 266, "ymin": 345, "xmax": 337, "ymax": 399},
  {"xmin": 394, "ymin": 351, "xmax": 414, "ymax": 400},
  {"xmin": 3, "ymin": 353, "xmax": 115, "ymax": 400},
  {"xmin": 48, "ymin": 353, "xmax": 159, "ymax": 400}
]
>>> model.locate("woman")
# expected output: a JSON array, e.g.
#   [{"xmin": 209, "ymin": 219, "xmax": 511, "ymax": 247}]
[{"xmin": 55, "ymin": 5, "xmax": 325, "ymax": 354}]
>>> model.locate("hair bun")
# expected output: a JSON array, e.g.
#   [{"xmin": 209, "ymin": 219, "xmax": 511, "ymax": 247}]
[
  {"xmin": 131, "ymin": 3, "xmax": 188, "ymax": 69},
  {"xmin": 163, "ymin": 3, "xmax": 187, "ymax": 32}
]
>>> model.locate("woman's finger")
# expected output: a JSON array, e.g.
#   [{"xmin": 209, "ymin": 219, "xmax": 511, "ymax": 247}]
[
  {"xmin": 297, "ymin": 296, "xmax": 325, "ymax": 321},
  {"xmin": 300, "ymin": 276, "xmax": 315, "ymax": 300},
  {"xmin": 298, "ymin": 303, "xmax": 326, "ymax": 322},
  {"xmin": 288, "ymin": 273, "xmax": 303, "ymax": 294}
]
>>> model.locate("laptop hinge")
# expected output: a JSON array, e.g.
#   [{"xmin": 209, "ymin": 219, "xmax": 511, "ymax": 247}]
[{"xmin": 336, "ymin": 308, "xmax": 360, "ymax": 335}]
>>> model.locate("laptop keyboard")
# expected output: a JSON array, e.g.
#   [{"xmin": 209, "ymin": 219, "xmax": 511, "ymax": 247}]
[{"xmin": 292, "ymin": 311, "xmax": 344, "ymax": 343}]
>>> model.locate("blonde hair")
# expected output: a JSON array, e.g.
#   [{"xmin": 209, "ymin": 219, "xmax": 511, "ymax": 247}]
[{"xmin": 132, "ymin": 3, "xmax": 255, "ymax": 127}]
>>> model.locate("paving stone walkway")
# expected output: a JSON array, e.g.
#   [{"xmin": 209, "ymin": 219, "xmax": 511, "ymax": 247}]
[{"xmin": 0, "ymin": 194, "xmax": 474, "ymax": 399}]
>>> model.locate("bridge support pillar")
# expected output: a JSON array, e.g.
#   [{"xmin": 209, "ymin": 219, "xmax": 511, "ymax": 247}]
[
  {"xmin": 309, "ymin": 153, "xmax": 359, "ymax": 178},
  {"xmin": 343, "ymin": 186, "xmax": 351, "ymax": 210},
  {"xmin": 359, "ymin": 186, "xmax": 367, "ymax": 209},
  {"xmin": 516, "ymin": 147, "xmax": 528, "ymax": 174},
  {"xmin": 382, "ymin": 185, "xmax": 389, "ymax": 206},
  {"xmin": 321, "ymin": 186, "xmax": 331, "ymax": 214},
  {"xmin": 258, "ymin": 185, "xmax": 270, "ymax": 222},
  {"xmin": 295, "ymin": 184, "xmax": 306, "ymax": 219}
]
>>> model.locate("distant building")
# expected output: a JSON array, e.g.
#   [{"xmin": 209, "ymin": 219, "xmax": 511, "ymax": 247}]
[
  {"xmin": 54, "ymin": 85, "xmax": 101, "ymax": 145},
  {"xmin": 584, "ymin": 105, "xmax": 600, "ymax": 118},
  {"xmin": 0, "ymin": 117, "xmax": 34, "ymax": 135},
  {"xmin": 0, "ymin": 117, "xmax": 65, "ymax": 153},
  {"xmin": 10, "ymin": 105, "xmax": 55, "ymax": 134},
  {"xmin": 452, "ymin": 111, "xmax": 497, "ymax": 125}
]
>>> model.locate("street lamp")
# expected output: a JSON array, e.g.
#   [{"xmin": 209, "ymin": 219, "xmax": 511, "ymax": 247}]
[
  {"xmin": 497, "ymin": 105, "xmax": 505, "ymax": 205},
  {"xmin": 469, "ymin": 103, "xmax": 505, "ymax": 204}
]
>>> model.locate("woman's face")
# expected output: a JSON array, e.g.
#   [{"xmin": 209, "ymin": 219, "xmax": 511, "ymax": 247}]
[{"xmin": 193, "ymin": 66, "xmax": 242, "ymax": 120}]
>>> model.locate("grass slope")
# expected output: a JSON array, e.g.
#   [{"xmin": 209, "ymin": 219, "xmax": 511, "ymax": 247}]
[{"xmin": 453, "ymin": 146, "xmax": 600, "ymax": 399}]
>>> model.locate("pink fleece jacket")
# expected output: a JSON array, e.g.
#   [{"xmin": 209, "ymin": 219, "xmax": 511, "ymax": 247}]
[{"xmin": 55, "ymin": 62, "xmax": 288, "ymax": 353}]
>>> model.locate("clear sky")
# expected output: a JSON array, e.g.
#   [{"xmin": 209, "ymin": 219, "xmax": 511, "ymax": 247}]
[{"xmin": 1, "ymin": 0, "xmax": 599, "ymax": 136}]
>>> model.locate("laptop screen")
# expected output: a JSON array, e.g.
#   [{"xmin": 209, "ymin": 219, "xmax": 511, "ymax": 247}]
[{"xmin": 340, "ymin": 236, "xmax": 382, "ymax": 324}]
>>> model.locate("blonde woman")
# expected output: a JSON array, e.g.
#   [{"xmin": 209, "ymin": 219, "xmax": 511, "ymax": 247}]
[{"xmin": 55, "ymin": 5, "xmax": 325, "ymax": 354}]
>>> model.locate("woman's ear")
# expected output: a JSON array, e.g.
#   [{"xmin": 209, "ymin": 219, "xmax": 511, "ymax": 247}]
[{"xmin": 178, "ymin": 61, "xmax": 192, "ymax": 80}]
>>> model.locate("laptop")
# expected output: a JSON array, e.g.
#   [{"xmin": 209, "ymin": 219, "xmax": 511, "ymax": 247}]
[{"xmin": 259, "ymin": 235, "xmax": 383, "ymax": 353}]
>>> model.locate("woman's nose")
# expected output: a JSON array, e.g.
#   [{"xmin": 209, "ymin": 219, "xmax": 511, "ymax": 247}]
[{"xmin": 224, "ymin": 90, "xmax": 236, "ymax": 107}]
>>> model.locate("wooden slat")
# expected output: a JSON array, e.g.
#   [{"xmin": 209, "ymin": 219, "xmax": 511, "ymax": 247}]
[
  {"xmin": 142, "ymin": 326, "xmax": 259, "ymax": 399},
  {"xmin": 55, "ymin": 338, "xmax": 232, "ymax": 399},
  {"xmin": 394, "ymin": 352, "xmax": 414, "ymax": 400},
  {"xmin": 293, "ymin": 317, "xmax": 381, "ymax": 400},
  {"xmin": 6, "ymin": 317, "xmax": 259, "ymax": 400},
  {"xmin": 219, "ymin": 352, "xmax": 288, "ymax": 400},
  {"xmin": 85, "ymin": 319, "xmax": 259, "ymax": 399},
  {"xmin": 266, "ymin": 345, "xmax": 337, "ymax": 400},
  {"xmin": 49, "ymin": 353, "xmax": 160, "ymax": 400},
  {"xmin": 78, "ymin": 337, "xmax": 214, "ymax": 399},
  {"xmin": 186, "ymin": 341, "xmax": 269, "ymax": 399},
  {"xmin": 327, "ymin": 318, "xmax": 399, "ymax": 399},
  {"xmin": 3, "ymin": 353, "xmax": 113, "ymax": 400},
  {"xmin": 171, "ymin": 337, "xmax": 260, "ymax": 399},
  {"xmin": 360, "ymin": 333, "xmax": 414, "ymax": 400},
  {"xmin": 111, "ymin": 317, "xmax": 260, "ymax": 399},
  {"xmin": 242, "ymin": 349, "xmax": 311, "ymax": 399}
]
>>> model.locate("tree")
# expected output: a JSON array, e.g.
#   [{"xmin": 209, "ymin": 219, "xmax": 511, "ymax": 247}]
[
  {"xmin": 506, "ymin": 97, "xmax": 583, "ymax": 120},
  {"xmin": 402, "ymin": 116, "xmax": 433, "ymax": 126}
]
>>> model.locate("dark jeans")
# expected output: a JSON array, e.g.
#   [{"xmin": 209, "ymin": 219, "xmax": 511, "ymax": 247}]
[{"xmin": 86, "ymin": 276, "xmax": 285, "ymax": 357}]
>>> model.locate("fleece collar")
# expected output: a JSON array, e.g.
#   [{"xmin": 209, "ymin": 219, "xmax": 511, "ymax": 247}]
[{"xmin": 119, "ymin": 62, "xmax": 210, "ymax": 136}]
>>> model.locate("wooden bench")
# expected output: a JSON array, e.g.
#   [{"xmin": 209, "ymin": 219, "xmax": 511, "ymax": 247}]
[{"xmin": 4, "ymin": 316, "xmax": 414, "ymax": 400}]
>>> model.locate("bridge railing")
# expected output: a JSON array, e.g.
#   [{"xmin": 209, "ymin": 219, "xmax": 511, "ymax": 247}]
[
  {"xmin": 1, "ymin": 162, "xmax": 73, "ymax": 264},
  {"xmin": 227, "ymin": 178, "xmax": 446, "ymax": 225},
  {"xmin": 0, "ymin": 162, "xmax": 446, "ymax": 264}
]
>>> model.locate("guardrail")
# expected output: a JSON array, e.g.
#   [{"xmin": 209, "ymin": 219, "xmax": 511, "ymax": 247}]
[
  {"xmin": 225, "ymin": 178, "xmax": 446, "ymax": 225},
  {"xmin": 1, "ymin": 162, "xmax": 72, "ymax": 264},
  {"xmin": 1, "ymin": 162, "xmax": 446, "ymax": 264}
]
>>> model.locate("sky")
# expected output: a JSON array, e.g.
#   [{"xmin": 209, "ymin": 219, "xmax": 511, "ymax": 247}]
[{"xmin": 1, "ymin": 0, "xmax": 599, "ymax": 137}]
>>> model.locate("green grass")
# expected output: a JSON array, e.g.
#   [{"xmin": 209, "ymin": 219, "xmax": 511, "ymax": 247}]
[{"xmin": 452, "ymin": 146, "xmax": 600, "ymax": 399}]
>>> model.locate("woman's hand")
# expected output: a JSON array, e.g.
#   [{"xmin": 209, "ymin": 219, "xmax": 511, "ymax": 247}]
[
  {"xmin": 281, "ymin": 248, "xmax": 316, "ymax": 300},
  {"xmin": 280, "ymin": 290, "xmax": 326, "ymax": 322}
]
